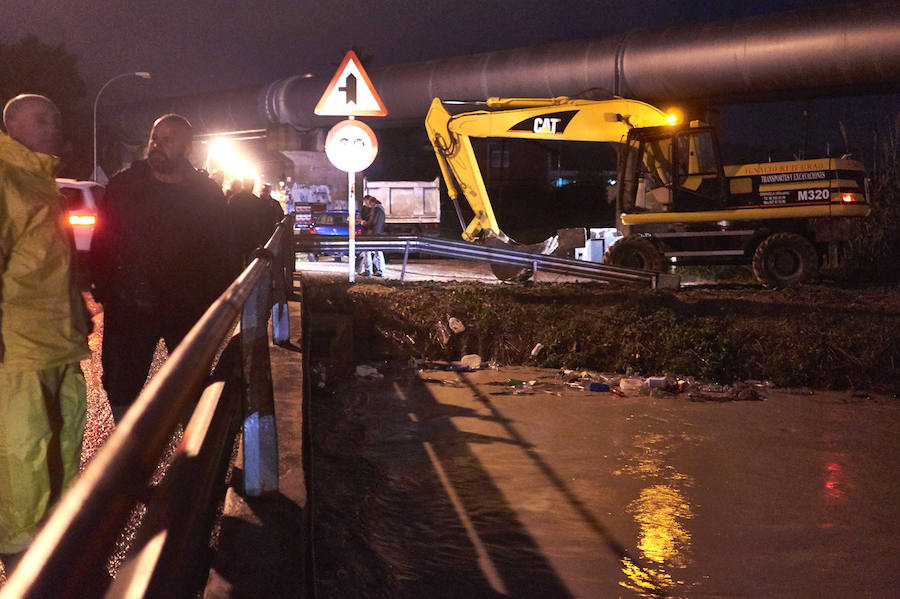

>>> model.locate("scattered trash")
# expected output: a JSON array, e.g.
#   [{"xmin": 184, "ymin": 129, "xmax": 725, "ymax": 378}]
[
  {"xmin": 355, "ymin": 364, "xmax": 383, "ymax": 379},
  {"xmin": 459, "ymin": 354, "xmax": 482, "ymax": 370},
  {"xmin": 647, "ymin": 375, "xmax": 672, "ymax": 389},
  {"xmin": 449, "ymin": 363, "xmax": 473, "ymax": 372},
  {"xmin": 688, "ymin": 382, "xmax": 764, "ymax": 402},
  {"xmin": 487, "ymin": 360, "xmax": 502, "ymax": 371},
  {"xmin": 448, "ymin": 316, "xmax": 466, "ymax": 334},
  {"xmin": 610, "ymin": 387, "xmax": 625, "ymax": 397},
  {"xmin": 505, "ymin": 378, "xmax": 536, "ymax": 388},
  {"xmin": 441, "ymin": 379, "xmax": 462, "ymax": 387},
  {"xmin": 619, "ymin": 377, "xmax": 645, "ymax": 394},
  {"xmin": 435, "ymin": 322, "xmax": 451, "ymax": 346},
  {"xmin": 530, "ymin": 343, "xmax": 545, "ymax": 358},
  {"xmin": 588, "ymin": 382, "xmax": 610, "ymax": 392},
  {"xmin": 699, "ymin": 383, "xmax": 727, "ymax": 393}
]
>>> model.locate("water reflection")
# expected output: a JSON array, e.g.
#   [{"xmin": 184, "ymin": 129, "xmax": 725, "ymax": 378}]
[
  {"xmin": 818, "ymin": 452, "xmax": 849, "ymax": 529},
  {"xmin": 618, "ymin": 430, "xmax": 697, "ymax": 597}
]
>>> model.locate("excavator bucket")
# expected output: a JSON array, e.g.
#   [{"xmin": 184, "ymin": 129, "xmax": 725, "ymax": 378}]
[{"xmin": 485, "ymin": 227, "xmax": 587, "ymax": 281}]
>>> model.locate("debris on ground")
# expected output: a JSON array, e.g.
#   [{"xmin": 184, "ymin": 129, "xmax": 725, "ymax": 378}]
[
  {"xmin": 458, "ymin": 354, "xmax": 482, "ymax": 370},
  {"xmin": 498, "ymin": 378, "xmax": 538, "ymax": 395},
  {"xmin": 619, "ymin": 377, "xmax": 645, "ymax": 394},
  {"xmin": 689, "ymin": 382, "xmax": 764, "ymax": 402},
  {"xmin": 434, "ymin": 321, "xmax": 451, "ymax": 346},
  {"xmin": 447, "ymin": 316, "xmax": 466, "ymax": 334},
  {"xmin": 530, "ymin": 343, "xmax": 544, "ymax": 358},
  {"xmin": 355, "ymin": 364, "xmax": 384, "ymax": 379}
]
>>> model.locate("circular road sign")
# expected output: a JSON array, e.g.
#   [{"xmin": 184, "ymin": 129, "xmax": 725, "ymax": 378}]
[{"xmin": 324, "ymin": 119, "xmax": 378, "ymax": 172}]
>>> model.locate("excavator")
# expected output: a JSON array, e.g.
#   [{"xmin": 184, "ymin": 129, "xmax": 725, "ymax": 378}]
[{"xmin": 425, "ymin": 96, "xmax": 870, "ymax": 287}]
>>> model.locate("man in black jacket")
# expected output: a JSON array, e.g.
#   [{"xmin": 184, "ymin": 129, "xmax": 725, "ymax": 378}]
[
  {"xmin": 90, "ymin": 114, "xmax": 234, "ymax": 420},
  {"xmin": 358, "ymin": 195, "xmax": 385, "ymax": 276},
  {"xmin": 227, "ymin": 179, "xmax": 284, "ymax": 265}
]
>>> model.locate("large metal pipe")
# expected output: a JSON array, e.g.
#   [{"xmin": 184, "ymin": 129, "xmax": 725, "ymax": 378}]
[{"xmin": 113, "ymin": 1, "xmax": 900, "ymax": 137}]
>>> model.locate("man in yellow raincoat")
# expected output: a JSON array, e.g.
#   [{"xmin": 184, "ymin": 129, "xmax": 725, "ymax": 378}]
[{"xmin": 0, "ymin": 95, "xmax": 90, "ymax": 569}]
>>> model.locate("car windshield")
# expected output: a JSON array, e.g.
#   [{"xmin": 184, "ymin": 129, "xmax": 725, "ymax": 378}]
[{"xmin": 317, "ymin": 213, "xmax": 348, "ymax": 226}]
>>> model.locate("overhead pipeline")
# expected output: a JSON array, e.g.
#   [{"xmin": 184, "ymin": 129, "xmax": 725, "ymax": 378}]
[{"xmin": 113, "ymin": 1, "xmax": 900, "ymax": 136}]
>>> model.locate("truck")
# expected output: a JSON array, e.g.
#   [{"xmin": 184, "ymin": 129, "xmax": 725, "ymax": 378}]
[
  {"xmin": 363, "ymin": 177, "xmax": 441, "ymax": 236},
  {"xmin": 425, "ymin": 96, "xmax": 870, "ymax": 287}
]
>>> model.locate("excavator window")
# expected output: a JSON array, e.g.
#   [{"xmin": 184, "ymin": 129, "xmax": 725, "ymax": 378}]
[
  {"xmin": 620, "ymin": 126, "xmax": 727, "ymax": 213},
  {"xmin": 673, "ymin": 128, "xmax": 726, "ymax": 210}
]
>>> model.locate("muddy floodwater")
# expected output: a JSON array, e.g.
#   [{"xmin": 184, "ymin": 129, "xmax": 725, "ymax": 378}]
[{"xmin": 310, "ymin": 364, "xmax": 900, "ymax": 598}]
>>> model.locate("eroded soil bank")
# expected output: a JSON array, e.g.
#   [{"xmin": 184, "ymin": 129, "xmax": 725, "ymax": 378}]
[{"xmin": 305, "ymin": 278, "xmax": 900, "ymax": 393}]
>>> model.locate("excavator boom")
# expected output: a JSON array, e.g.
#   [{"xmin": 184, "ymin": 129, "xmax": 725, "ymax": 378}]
[{"xmin": 425, "ymin": 96, "xmax": 673, "ymax": 242}]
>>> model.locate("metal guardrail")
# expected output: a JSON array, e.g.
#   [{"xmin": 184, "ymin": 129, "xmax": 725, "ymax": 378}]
[
  {"xmin": 1, "ymin": 218, "xmax": 294, "ymax": 599},
  {"xmin": 294, "ymin": 234, "xmax": 681, "ymax": 289}
]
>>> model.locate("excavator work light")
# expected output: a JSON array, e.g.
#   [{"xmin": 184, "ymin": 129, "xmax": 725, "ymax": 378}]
[{"xmin": 665, "ymin": 108, "xmax": 682, "ymax": 125}]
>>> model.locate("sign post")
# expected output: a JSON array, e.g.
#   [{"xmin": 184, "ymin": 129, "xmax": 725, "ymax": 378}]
[{"xmin": 315, "ymin": 50, "xmax": 387, "ymax": 282}]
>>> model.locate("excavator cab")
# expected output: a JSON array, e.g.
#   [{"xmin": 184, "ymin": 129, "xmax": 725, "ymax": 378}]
[{"xmin": 618, "ymin": 124, "xmax": 727, "ymax": 227}]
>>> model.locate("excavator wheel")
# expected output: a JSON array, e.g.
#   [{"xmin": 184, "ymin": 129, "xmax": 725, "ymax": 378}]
[
  {"xmin": 603, "ymin": 235, "xmax": 665, "ymax": 271},
  {"xmin": 752, "ymin": 233, "xmax": 818, "ymax": 288}
]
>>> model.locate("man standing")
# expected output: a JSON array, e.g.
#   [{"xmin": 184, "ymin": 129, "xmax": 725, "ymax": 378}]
[
  {"xmin": 90, "ymin": 114, "xmax": 234, "ymax": 420},
  {"xmin": 358, "ymin": 195, "xmax": 386, "ymax": 277},
  {"xmin": 0, "ymin": 95, "xmax": 90, "ymax": 567},
  {"xmin": 227, "ymin": 179, "xmax": 284, "ymax": 265}
]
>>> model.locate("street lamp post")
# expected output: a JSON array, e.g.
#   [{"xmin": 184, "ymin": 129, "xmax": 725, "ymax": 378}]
[{"xmin": 92, "ymin": 71, "xmax": 151, "ymax": 181}]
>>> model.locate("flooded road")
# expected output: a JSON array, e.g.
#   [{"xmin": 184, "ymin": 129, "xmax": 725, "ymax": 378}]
[{"xmin": 311, "ymin": 364, "xmax": 900, "ymax": 598}]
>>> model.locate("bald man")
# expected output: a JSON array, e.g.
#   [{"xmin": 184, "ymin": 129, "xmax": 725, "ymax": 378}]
[
  {"xmin": 0, "ymin": 94, "xmax": 90, "ymax": 567},
  {"xmin": 90, "ymin": 114, "xmax": 235, "ymax": 420}
]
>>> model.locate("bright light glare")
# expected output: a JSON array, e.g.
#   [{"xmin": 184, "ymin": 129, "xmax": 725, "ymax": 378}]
[
  {"xmin": 665, "ymin": 107, "xmax": 682, "ymax": 126},
  {"xmin": 69, "ymin": 215, "xmax": 96, "ymax": 226},
  {"xmin": 205, "ymin": 138, "xmax": 257, "ymax": 187},
  {"xmin": 841, "ymin": 193, "xmax": 855, "ymax": 203}
]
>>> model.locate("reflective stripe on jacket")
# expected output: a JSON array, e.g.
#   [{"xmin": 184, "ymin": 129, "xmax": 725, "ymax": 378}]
[{"xmin": 0, "ymin": 134, "xmax": 90, "ymax": 371}]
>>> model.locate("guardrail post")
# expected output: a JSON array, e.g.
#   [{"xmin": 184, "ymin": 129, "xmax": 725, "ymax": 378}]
[
  {"xmin": 272, "ymin": 225, "xmax": 291, "ymax": 345},
  {"xmin": 241, "ymin": 251, "xmax": 279, "ymax": 496},
  {"xmin": 401, "ymin": 240, "xmax": 410, "ymax": 281}
]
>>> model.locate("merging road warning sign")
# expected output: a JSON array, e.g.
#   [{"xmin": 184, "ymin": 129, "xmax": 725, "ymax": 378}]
[{"xmin": 315, "ymin": 50, "xmax": 388, "ymax": 117}]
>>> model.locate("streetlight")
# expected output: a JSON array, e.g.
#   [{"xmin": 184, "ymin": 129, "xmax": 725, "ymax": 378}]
[{"xmin": 92, "ymin": 71, "xmax": 151, "ymax": 181}]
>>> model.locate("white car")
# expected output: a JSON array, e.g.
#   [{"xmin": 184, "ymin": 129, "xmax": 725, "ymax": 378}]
[{"xmin": 57, "ymin": 178, "xmax": 104, "ymax": 252}]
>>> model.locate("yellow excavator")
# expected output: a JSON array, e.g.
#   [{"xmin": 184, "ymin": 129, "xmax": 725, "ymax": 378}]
[{"xmin": 425, "ymin": 96, "xmax": 870, "ymax": 287}]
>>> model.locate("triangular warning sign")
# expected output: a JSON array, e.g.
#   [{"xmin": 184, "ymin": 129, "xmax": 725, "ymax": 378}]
[{"xmin": 315, "ymin": 50, "xmax": 388, "ymax": 117}]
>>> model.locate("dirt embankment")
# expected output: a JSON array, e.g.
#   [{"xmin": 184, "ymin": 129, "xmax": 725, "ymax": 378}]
[{"xmin": 304, "ymin": 278, "xmax": 900, "ymax": 393}]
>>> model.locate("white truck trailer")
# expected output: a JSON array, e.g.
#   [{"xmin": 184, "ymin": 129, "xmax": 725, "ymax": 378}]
[{"xmin": 363, "ymin": 177, "xmax": 441, "ymax": 236}]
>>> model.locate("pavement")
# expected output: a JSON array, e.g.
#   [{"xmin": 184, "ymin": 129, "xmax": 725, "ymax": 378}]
[{"xmin": 294, "ymin": 255, "xmax": 604, "ymax": 284}]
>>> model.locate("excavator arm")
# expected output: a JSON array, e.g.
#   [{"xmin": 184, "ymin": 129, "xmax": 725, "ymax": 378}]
[{"xmin": 425, "ymin": 96, "xmax": 674, "ymax": 243}]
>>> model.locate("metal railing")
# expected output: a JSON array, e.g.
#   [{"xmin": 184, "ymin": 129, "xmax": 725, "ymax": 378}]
[
  {"xmin": 294, "ymin": 234, "xmax": 681, "ymax": 288},
  {"xmin": 0, "ymin": 218, "xmax": 294, "ymax": 599}
]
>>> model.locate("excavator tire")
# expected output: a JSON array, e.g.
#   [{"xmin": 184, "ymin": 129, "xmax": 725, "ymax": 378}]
[
  {"xmin": 603, "ymin": 236, "xmax": 665, "ymax": 271},
  {"xmin": 752, "ymin": 232, "xmax": 818, "ymax": 288}
]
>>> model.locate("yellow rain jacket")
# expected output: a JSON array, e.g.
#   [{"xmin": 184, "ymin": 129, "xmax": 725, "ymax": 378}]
[
  {"xmin": 1, "ymin": 133, "xmax": 90, "ymax": 554},
  {"xmin": 0, "ymin": 133, "xmax": 90, "ymax": 371}
]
